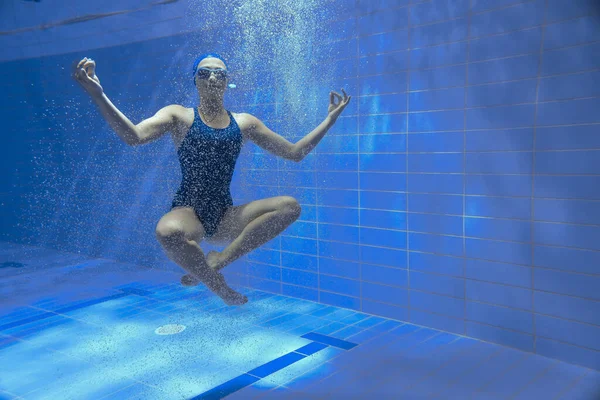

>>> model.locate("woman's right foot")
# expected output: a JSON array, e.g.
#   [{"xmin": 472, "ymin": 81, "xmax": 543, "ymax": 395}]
[
  {"xmin": 180, "ymin": 250, "xmax": 220, "ymax": 287},
  {"xmin": 180, "ymin": 251, "xmax": 247, "ymax": 306}
]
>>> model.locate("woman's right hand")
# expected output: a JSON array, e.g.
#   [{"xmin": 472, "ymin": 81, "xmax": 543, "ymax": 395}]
[{"xmin": 72, "ymin": 57, "xmax": 103, "ymax": 97}]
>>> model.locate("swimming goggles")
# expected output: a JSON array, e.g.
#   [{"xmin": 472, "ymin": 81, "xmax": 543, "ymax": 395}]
[{"xmin": 196, "ymin": 67, "xmax": 228, "ymax": 80}]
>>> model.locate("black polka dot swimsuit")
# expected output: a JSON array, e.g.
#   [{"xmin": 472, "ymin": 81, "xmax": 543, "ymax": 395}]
[{"xmin": 171, "ymin": 107, "xmax": 243, "ymax": 237}]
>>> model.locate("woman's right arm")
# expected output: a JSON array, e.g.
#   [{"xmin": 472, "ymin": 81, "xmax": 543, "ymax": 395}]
[{"xmin": 73, "ymin": 57, "xmax": 177, "ymax": 146}]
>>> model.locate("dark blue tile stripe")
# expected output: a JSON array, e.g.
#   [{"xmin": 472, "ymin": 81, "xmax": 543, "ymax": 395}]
[
  {"xmin": 0, "ymin": 311, "xmax": 58, "ymax": 332},
  {"xmin": 190, "ymin": 374, "xmax": 259, "ymax": 400},
  {"xmin": 0, "ymin": 290, "xmax": 144, "ymax": 332},
  {"xmin": 193, "ymin": 334, "xmax": 359, "ymax": 399},
  {"xmin": 301, "ymin": 332, "xmax": 358, "ymax": 350},
  {"xmin": 248, "ymin": 352, "xmax": 306, "ymax": 378},
  {"xmin": 295, "ymin": 341, "xmax": 329, "ymax": 356},
  {"xmin": 54, "ymin": 293, "xmax": 128, "ymax": 314}
]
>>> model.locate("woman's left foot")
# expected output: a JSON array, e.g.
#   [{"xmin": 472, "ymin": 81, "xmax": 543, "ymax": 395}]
[{"xmin": 180, "ymin": 251, "xmax": 223, "ymax": 287}]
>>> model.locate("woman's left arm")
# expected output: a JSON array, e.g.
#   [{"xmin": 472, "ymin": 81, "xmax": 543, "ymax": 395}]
[{"xmin": 243, "ymin": 89, "xmax": 351, "ymax": 162}]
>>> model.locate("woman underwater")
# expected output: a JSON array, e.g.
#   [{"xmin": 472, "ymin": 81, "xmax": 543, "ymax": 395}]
[{"xmin": 72, "ymin": 53, "xmax": 351, "ymax": 305}]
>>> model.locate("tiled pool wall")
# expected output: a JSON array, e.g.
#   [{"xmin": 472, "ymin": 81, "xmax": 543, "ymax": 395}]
[{"xmin": 1, "ymin": 0, "xmax": 599, "ymax": 371}]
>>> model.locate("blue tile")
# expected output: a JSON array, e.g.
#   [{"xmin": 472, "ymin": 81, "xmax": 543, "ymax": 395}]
[
  {"xmin": 412, "ymin": 347, "xmax": 526, "ymax": 398},
  {"xmin": 536, "ymin": 150, "xmax": 600, "ymax": 175},
  {"xmin": 359, "ymin": 51, "xmax": 409, "ymax": 75},
  {"xmin": 409, "ymin": 251, "xmax": 464, "ymax": 277},
  {"xmin": 466, "ymin": 321, "xmax": 534, "ymax": 352},
  {"xmin": 320, "ymin": 275, "xmax": 360, "ymax": 298},
  {"xmin": 546, "ymin": 0, "xmax": 600, "ymax": 21},
  {"xmin": 411, "ymin": 309, "xmax": 465, "ymax": 334},
  {"xmin": 465, "ymin": 152, "xmax": 537, "ymax": 174},
  {"xmin": 410, "ymin": 87, "xmax": 464, "ymax": 113},
  {"xmin": 467, "ymin": 128, "xmax": 534, "ymax": 152},
  {"xmin": 466, "ymin": 217, "xmax": 530, "ymax": 243},
  {"xmin": 410, "ymin": 271, "xmax": 464, "ymax": 298},
  {"xmin": 359, "ymin": 133, "xmax": 406, "ymax": 153},
  {"xmin": 410, "ymin": 18, "xmax": 468, "ymax": 48},
  {"xmin": 536, "ymin": 125, "xmax": 600, "ymax": 150},
  {"xmin": 360, "ymin": 171, "xmax": 406, "ymax": 191},
  {"xmin": 360, "ymin": 209, "xmax": 406, "ymax": 231},
  {"xmin": 320, "ymin": 291, "xmax": 361, "ymax": 310},
  {"xmin": 408, "ymin": 193, "xmax": 463, "ymax": 215},
  {"xmin": 411, "ymin": 290, "xmax": 464, "ymax": 319},
  {"xmin": 408, "ymin": 110, "xmax": 464, "ymax": 132},
  {"xmin": 469, "ymin": 54, "xmax": 538, "ymax": 85},
  {"xmin": 408, "ymin": 131, "xmax": 464, "ymax": 152},
  {"xmin": 411, "ymin": 41, "xmax": 467, "ymax": 70},
  {"xmin": 357, "ymin": 0, "xmax": 409, "ymax": 14},
  {"xmin": 466, "ymin": 174, "xmax": 532, "ymax": 197},
  {"xmin": 410, "ymin": 0, "xmax": 470, "ymax": 25},
  {"xmin": 542, "ymin": 42, "xmax": 600, "ymax": 76},
  {"xmin": 360, "ymin": 113, "xmax": 408, "ymax": 134},
  {"xmin": 475, "ymin": 355, "xmax": 558, "ymax": 398},
  {"xmin": 535, "ymin": 175, "xmax": 600, "ymax": 200},
  {"xmin": 544, "ymin": 16, "xmax": 600, "ymax": 50},
  {"xmin": 470, "ymin": 0, "xmax": 545, "ymax": 37},
  {"xmin": 467, "ymin": 79, "xmax": 537, "ymax": 107},
  {"xmin": 362, "ymin": 299, "xmax": 409, "ymax": 321},
  {"xmin": 281, "ymin": 268, "xmax": 318, "ymax": 289},
  {"xmin": 408, "ymin": 172, "xmax": 464, "ymax": 194},
  {"xmin": 466, "ymin": 196, "xmax": 531, "ymax": 219},
  {"xmin": 361, "ymin": 264, "xmax": 408, "ymax": 287},
  {"xmin": 281, "ymin": 252, "xmax": 317, "ymax": 272},
  {"xmin": 408, "ymin": 153, "xmax": 463, "ymax": 173},
  {"xmin": 535, "ymin": 198, "xmax": 600, "ymax": 225},
  {"xmin": 377, "ymin": 337, "xmax": 479, "ymax": 392},
  {"xmin": 360, "ymin": 153, "xmax": 406, "ymax": 172},
  {"xmin": 467, "ymin": 301, "xmax": 533, "ymax": 334},
  {"xmin": 466, "ymin": 280, "xmax": 532, "ymax": 311},
  {"xmin": 465, "ymin": 256, "xmax": 532, "ymax": 288},
  {"xmin": 512, "ymin": 359, "xmax": 590, "ymax": 400},
  {"xmin": 470, "ymin": 28, "xmax": 542, "ymax": 61},
  {"xmin": 301, "ymin": 332, "xmax": 358, "ymax": 350},
  {"xmin": 362, "ymin": 282, "xmax": 409, "ymax": 306},
  {"xmin": 318, "ymin": 223, "xmax": 358, "ymax": 243},
  {"xmin": 536, "ymin": 281, "xmax": 600, "ymax": 324},
  {"xmin": 409, "ymin": 232, "xmax": 464, "ymax": 257},
  {"xmin": 537, "ymin": 97, "xmax": 600, "ymax": 126},
  {"xmin": 409, "ymin": 213, "xmax": 463, "ymax": 236},
  {"xmin": 319, "ymin": 240, "xmax": 360, "ymax": 261},
  {"xmin": 410, "ymin": 64, "xmax": 466, "ymax": 90},
  {"xmin": 358, "ymin": 7, "xmax": 409, "ymax": 35},
  {"xmin": 536, "ymin": 338, "xmax": 600, "ymax": 372},
  {"xmin": 360, "ymin": 72, "xmax": 408, "ymax": 95},
  {"xmin": 319, "ymin": 257, "xmax": 360, "ymax": 280},
  {"xmin": 535, "ymin": 221, "xmax": 600, "ymax": 252},
  {"xmin": 536, "ymin": 314, "xmax": 600, "ymax": 351},
  {"xmin": 360, "ymin": 190, "xmax": 406, "ymax": 210},
  {"xmin": 534, "ymin": 245, "xmax": 600, "ymax": 275},
  {"xmin": 315, "ymin": 170, "xmax": 358, "ymax": 189},
  {"xmin": 539, "ymin": 71, "xmax": 600, "ymax": 102},
  {"xmin": 359, "ymin": 30, "xmax": 409, "ymax": 56},
  {"xmin": 467, "ymin": 104, "xmax": 535, "ymax": 130},
  {"xmin": 465, "ymin": 238, "xmax": 531, "ymax": 266}
]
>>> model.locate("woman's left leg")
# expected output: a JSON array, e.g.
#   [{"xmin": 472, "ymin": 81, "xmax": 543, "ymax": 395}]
[{"xmin": 206, "ymin": 195, "xmax": 302, "ymax": 270}]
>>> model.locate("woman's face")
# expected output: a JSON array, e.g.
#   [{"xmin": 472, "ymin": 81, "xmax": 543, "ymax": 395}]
[{"xmin": 195, "ymin": 57, "xmax": 228, "ymax": 97}]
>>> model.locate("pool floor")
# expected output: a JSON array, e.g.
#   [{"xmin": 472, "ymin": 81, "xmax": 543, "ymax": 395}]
[{"xmin": 1, "ymin": 242, "xmax": 599, "ymax": 399}]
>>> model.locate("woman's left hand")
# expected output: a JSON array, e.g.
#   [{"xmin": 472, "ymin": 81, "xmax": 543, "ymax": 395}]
[{"xmin": 328, "ymin": 89, "xmax": 351, "ymax": 121}]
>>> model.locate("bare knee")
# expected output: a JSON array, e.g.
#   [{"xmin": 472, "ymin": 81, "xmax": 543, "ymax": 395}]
[
  {"xmin": 155, "ymin": 222, "xmax": 187, "ymax": 246},
  {"xmin": 280, "ymin": 196, "xmax": 302, "ymax": 219}
]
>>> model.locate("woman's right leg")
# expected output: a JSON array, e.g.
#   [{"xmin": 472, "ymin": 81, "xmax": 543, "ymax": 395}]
[{"xmin": 155, "ymin": 207, "xmax": 247, "ymax": 305}]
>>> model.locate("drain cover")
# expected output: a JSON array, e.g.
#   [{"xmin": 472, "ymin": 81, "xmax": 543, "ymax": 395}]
[{"xmin": 155, "ymin": 324, "xmax": 186, "ymax": 335}]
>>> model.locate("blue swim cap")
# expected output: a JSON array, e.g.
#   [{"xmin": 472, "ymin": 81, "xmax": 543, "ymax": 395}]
[{"xmin": 192, "ymin": 52, "xmax": 227, "ymax": 85}]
